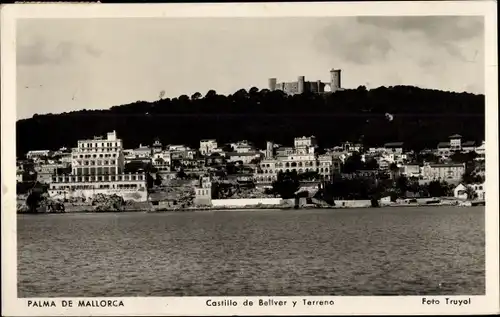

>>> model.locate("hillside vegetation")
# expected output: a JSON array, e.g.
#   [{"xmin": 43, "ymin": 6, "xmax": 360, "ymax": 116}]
[{"xmin": 16, "ymin": 85, "xmax": 484, "ymax": 156}]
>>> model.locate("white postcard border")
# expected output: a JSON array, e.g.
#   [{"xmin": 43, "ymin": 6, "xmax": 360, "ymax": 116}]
[{"xmin": 1, "ymin": 1, "xmax": 499, "ymax": 316}]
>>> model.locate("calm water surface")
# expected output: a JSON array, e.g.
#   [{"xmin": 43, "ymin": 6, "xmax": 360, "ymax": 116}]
[{"xmin": 18, "ymin": 207, "xmax": 485, "ymax": 296}]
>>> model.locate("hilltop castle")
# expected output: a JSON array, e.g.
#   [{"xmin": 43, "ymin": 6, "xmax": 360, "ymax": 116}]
[{"xmin": 268, "ymin": 68, "xmax": 342, "ymax": 95}]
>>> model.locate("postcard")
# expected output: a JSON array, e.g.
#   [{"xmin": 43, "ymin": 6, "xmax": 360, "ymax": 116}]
[{"xmin": 1, "ymin": 1, "xmax": 499, "ymax": 316}]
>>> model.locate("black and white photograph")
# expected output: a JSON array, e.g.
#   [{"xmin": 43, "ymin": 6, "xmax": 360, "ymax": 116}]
[{"xmin": 1, "ymin": 2, "xmax": 498, "ymax": 316}]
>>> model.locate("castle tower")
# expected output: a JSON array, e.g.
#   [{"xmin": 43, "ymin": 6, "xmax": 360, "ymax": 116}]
[
  {"xmin": 268, "ymin": 78, "xmax": 277, "ymax": 91},
  {"xmin": 266, "ymin": 141, "xmax": 274, "ymax": 159},
  {"xmin": 298, "ymin": 76, "xmax": 305, "ymax": 94},
  {"xmin": 330, "ymin": 69, "xmax": 341, "ymax": 92}
]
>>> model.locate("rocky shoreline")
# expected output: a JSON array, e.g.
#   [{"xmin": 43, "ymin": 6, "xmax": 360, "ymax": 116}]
[{"xmin": 17, "ymin": 192, "xmax": 484, "ymax": 214}]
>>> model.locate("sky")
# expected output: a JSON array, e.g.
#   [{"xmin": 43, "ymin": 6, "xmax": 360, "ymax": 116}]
[{"xmin": 16, "ymin": 16, "xmax": 485, "ymax": 120}]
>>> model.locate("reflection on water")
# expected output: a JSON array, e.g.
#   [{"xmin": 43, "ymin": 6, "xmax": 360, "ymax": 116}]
[{"xmin": 18, "ymin": 207, "xmax": 485, "ymax": 297}]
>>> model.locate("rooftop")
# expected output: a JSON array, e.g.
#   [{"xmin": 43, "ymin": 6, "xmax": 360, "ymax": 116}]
[
  {"xmin": 462, "ymin": 141, "xmax": 476, "ymax": 147},
  {"xmin": 437, "ymin": 142, "xmax": 450, "ymax": 148},
  {"xmin": 429, "ymin": 163, "xmax": 465, "ymax": 168},
  {"xmin": 384, "ymin": 142, "xmax": 404, "ymax": 147}
]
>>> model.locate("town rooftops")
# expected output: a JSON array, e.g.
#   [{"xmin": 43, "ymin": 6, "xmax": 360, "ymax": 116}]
[
  {"xmin": 384, "ymin": 142, "xmax": 404, "ymax": 148},
  {"xmin": 462, "ymin": 141, "xmax": 476, "ymax": 147},
  {"xmin": 226, "ymin": 152, "xmax": 259, "ymax": 157},
  {"xmin": 449, "ymin": 134, "xmax": 462, "ymax": 139},
  {"xmin": 428, "ymin": 163, "xmax": 465, "ymax": 168},
  {"xmin": 437, "ymin": 142, "xmax": 451, "ymax": 148}
]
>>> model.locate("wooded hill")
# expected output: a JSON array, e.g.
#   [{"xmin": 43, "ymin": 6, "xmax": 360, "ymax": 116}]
[{"xmin": 16, "ymin": 85, "xmax": 485, "ymax": 157}]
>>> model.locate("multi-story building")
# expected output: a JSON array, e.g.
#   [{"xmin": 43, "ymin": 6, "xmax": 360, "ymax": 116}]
[
  {"xmin": 341, "ymin": 142, "xmax": 363, "ymax": 153},
  {"xmin": 152, "ymin": 150, "xmax": 172, "ymax": 171},
  {"xmin": 226, "ymin": 152, "xmax": 262, "ymax": 164},
  {"xmin": 168, "ymin": 144, "xmax": 190, "ymax": 152},
  {"xmin": 152, "ymin": 139, "xmax": 163, "ymax": 154},
  {"xmin": 26, "ymin": 150, "xmax": 53, "ymax": 160},
  {"xmin": 268, "ymin": 68, "xmax": 343, "ymax": 95},
  {"xmin": 199, "ymin": 139, "xmax": 218, "ymax": 155},
  {"xmin": 421, "ymin": 162, "xmax": 465, "ymax": 182},
  {"xmin": 193, "ymin": 176, "xmax": 214, "ymax": 206},
  {"xmin": 294, "ymin": 136, "xmax": 317, "ymax": 154},
  {"xmin": 475, "ymin": 141, "xmax": 485, "ymax": 160},
  {"xmin": 436, "ymin": 134, "xmax": 479, "ymax": 157},
  {"xmin": 48, "ymin": 131, "xmax": 148, "ymax": 202},
  {"xmin": 436, "ymin": 142, "xmax": 452, "ymax": 158},
  {"xmin": 449, "ymin": 134, "xmax": 462, "ymax": 151},
  {"xmin": 265, "ymin": 141, "xmax": 275, "ymax": 159},
  {"xmin": 401, "ymin": 163, "xmax": 421, "ymax": 178},
  {"xmin": 132, "ymin": 144, "xmax": 152, "ymax": 158},
  {"xmin": 35, "ymin": 163, "xmax": 66, "ymax": 184},
  {"xmin": 276, "ymin": 147, "xmax": 294, "ymax": 156},
  {"xmin": 71, "ymin": 131, "xmax": 125, "ymax": 176},
  {"xmin": 384, "ymin": 142, "xmax": 404, "ymax": 154},
  {"xmin": 461, "ymin": 141, "xmax": 476, "ymax": 153},
  {"xmin": 254, "ymin": 152, "xmax": 342, "ymax": 183}
]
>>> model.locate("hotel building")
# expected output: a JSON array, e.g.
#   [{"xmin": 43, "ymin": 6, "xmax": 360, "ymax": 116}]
[{"xmin": 48, "ymin": 131, "xmax": 148, "ymax": 202}]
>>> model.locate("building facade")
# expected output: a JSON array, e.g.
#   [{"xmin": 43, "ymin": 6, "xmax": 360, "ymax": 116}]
[
  {"xmin": 71, "ymin": 131, "xmax": 125, "ymax": 176},
  {"xmin": 49, "ymin": 131, "xmax": 148, "ymax": 202},
  {"xmin": 199, "ymin": 139, "xmax": 218, "ymax": 155},
  {"xmin": 254, "ymin": 153, "xmax": 342, "ymax": 183},
  {"xmin": 193, "ymin": 176, "xmax": 214, "ymax": 206},
  {"xmin": 421, "ymin": 163, "xmax": 465, "ymax": 182},
  {"xmin": 294, "ymin": 136, "xmax": 317, "ymax": 154}
]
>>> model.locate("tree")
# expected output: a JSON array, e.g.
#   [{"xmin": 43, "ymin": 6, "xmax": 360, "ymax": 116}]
[
  {"xmin": 389, "ymin": 163, "xmax": 400, "ymax": 179},
  {"xmin": 364, "ymin": 158, "xmax": 379, "ymax": 170},
  {"xmin": 146, "ymin": 173, "xmax": 155, "ymax": 189},
  {"xmin": 464, "ymin": 185, "xmax": 477, "ymax": 200},
  {"xmin": 395, "ymin": 175, "xmax": 409, "ymax": 197},
  {"xmin": 461, "ymin": 165, "xmax": 476, "ymax": 184},
  {"xmin": 154, "ymin": 172, "xmax": 163, "ymax": 187},
  {"xmin": 271, "ymin": 170, "xmax": 300, "ymax": 199},
  {"xmin": 249, "ymin": 158, "xmax": 261, "ymax": 165},
  {"xmin": 298, "ymin": 170, "xmax": 319, "ymax": 181},
  {"xmin": 191, "ymin": 92, "xmax": 202, "ymax": 100},
  {"xmin": 176, "ymin": 169, "xmax": 187, "ymax": 179},
  {"xmin": 159, "ymin": 90, "xmax": 165, "ymax": 100},
  {"xmin": 427, "ymin": 180, "xmax": 448, "ymax": 197},
  {"xmin": 26, "ymin": 190, "xmax": 43, "ymax": 213},
  {"xmin": 342, "ymin": 152, "xmax": 364, "ymax": 173}
]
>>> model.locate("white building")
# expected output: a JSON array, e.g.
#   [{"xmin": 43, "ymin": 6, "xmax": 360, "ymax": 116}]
[
  {"xmin": 449, "ymin": 134, "xmax": 462, "ymax": 151},
  {"xmin": 384, "ymin": 142, "xmax": 404, "ymax": 154},
  {"xmin": 168, "ymin": 144, "xmax": 190, "ymax": 152},
  {"xmin": 49, "ymin": 131, "xmax": 148, "ymax": 202},
  {"xmin": 475, "ymin": 141, "xmax": 485, "ymax": 160},
  {"xmin": 421, "ymin": 163, "xmax": 465, "ymax": 182},
  {"xmin": 132, "ymin": 144, "xmax": 152, "ymax": 158},
  {"xmin": 26, "ymin": 150, "xmax": 52, "ymax": 160},
  {"xmin": 294, "ymin": 136, "xmax": 318, "ymax": 154},
  {"xmin": 152, "ymin": 139, "xmax": 163, "ymax": 154},
  {"xmin": 71, "ymin": 131, "xmax": 125, "ymax": 176},
  {"xmin": 254, "ymin": 152, "xmax": 342, "ymax": 183},
  {"xmin": 226, "ymin": 152, "xmax": 261, "ymax": 164},
  {"xmin": 454, "ymin": 183, "xmax": 485, "ymax": 200},
  {"xmin": 152, "ymin": 151, "xmax": 172, "ymax": 171},
  {"xmin": 199, "ymin": 139, "xmax": 218, "ymax": 155},
  {"xmin": 401, "ymin": 164, "xmax": 421, "ymax": 178}
]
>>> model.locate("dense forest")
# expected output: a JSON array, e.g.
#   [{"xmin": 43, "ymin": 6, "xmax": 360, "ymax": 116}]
[{"xmin": 16, "ymin": 85, "xmax": 485, "ymax": 157}]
